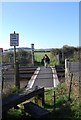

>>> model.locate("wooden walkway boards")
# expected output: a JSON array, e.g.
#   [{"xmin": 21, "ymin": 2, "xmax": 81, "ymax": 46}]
[
  {"xmin": 2, "ymin": 65, "xmax": 64, "ymax": 118},
  {"xmin": 32, "ymin": 67, "xmax": 53, "ymax": 88},
  {"xmin": 26, "ymin": 66, "xmax": 59, "ymax": 89}
]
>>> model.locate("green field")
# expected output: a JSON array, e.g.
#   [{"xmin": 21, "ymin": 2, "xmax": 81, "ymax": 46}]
[
  {"xmin": 34, "ymin": 51, "xmax": 50, "ymax": 62},
  {"xmin": 34, "ymin": 51, "xmax": 56, "ymax": 66}
]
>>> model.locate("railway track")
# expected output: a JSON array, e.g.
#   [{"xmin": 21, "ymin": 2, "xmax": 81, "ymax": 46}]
[{"xmin": 2, "ymin": 64, "xmax": 65, "ymax": 93}]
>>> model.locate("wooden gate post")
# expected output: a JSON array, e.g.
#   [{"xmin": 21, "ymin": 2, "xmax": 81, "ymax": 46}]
[
  {"xmin": 31, "ymin": 43, "xmax": 34, "ymax": 66},
  {"xmin": 41, "ymin": 87, "xmax": 45, "ymax": 106},
  {"xmin": 68, "ymin": 73, "xmax": 73, "ymax": 101},
  {"xmin": 54, "ymin": 90, "xmax": 56, "ymax": 109},
  {"xmin": 15, "ymin": 60, "xmax": 20, "ymax": 89}
]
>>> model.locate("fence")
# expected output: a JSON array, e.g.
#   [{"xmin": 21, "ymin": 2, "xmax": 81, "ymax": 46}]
[
  {"xmin": 65, "ymin": 59, "xmax": 81, "ymax": 97},
  {"xmin": 2, "ymin": 63, "xmax": 37, "ymax": 94}
]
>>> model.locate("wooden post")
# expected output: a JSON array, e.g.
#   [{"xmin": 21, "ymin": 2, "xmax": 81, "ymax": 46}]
[
  {"xmin": 14, "ymin": 47, "xmax": 20, "ymax": 89},
  {"xmin": 14, "ymin": 45, "xmax": 16, "ymax": 86},
  {"xmin": 34, "ymin": 86, "xmax": 38, "ymax": 104},
  {"xmin": 62, "ymin": 48, "xmax": 64, "ymax": 62},
  {"xmin": 68, "ymin": 73, "xmax": 73, "ymax": 101},
  {"xmin": 38, "ymin": 87, "xmax": 45, "ymax": 106},
  {"xmin": 54, "ymin": 90, "xmax": 56, "ymax": 109},
  {"xmin": 31, "ymin": 44, "xmax": 34, "ymax": 66},
  {"xmin": 16, "ymin": 60, "xmax": 20, "ymax": 89},
  {"xmin": 10, "ymin": 31, "xmax": 19, "ymax": 88},
  {"xmin": 41, "ymin": 88, "xmax": 45, "ymax": 106}
]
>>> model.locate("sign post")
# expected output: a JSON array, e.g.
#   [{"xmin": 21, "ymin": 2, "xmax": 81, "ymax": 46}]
[
  {"xmin": 14, "ymin": 45, "xmax": 16, "ymax": 87},
  {"xmin": 10, "ymin": 31, "xmax": 19, "ymax": 88}
]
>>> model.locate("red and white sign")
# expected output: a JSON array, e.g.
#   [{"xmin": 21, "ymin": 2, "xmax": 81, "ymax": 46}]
[{"xmin": 10, "ymin": 33, "xmax": 19, "ymax": 46}]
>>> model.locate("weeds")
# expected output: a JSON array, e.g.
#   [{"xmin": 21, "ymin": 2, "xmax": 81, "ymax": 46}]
[{"xmin": 2, "ymin": 82, "xmax": 81, "ymax": 120}]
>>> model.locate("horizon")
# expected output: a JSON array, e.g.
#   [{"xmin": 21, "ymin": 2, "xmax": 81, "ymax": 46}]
[{"xmin": 3, "ymin": 44, "xmax": 80, "ymax": 51}]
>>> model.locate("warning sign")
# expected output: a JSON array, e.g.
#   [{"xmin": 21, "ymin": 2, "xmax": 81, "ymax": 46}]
[{"xmin": 10, "ymin": 33, "xmax": 19, "ymax": 46}]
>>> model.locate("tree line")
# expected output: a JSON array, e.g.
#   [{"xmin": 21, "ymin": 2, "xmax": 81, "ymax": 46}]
[{"xmin": 2, "ymin": 45, "xmax": 81, "ymax": 65}]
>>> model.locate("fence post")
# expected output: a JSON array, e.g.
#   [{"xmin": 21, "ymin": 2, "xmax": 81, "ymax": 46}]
[
  {"xmin": 34, "ymin": 86, "xmax": 38, "ymax": 104},
  {"xmin": 14, "ymin": 45, "xmax": 16, "ymax": 87},
  {"xmin": 15, "ymin": 60, "xmax": 20, "ymax": 89},
  {"xmin": 31, "ymin": 44, "xmax": 34, "ymax": 66},
  {"xmin": 54, "ymin": 90, "xmax": 56, "ymax": 109},
  {"xmin": 68, "ymin": 73, "xmax": 73, "ymax": 101},
  {"xmin": 65, "ymin": 59, "xmax": 68, "ymax": 77},
  {"xmin": 42, "ymin": 88, "xmax": 45, "ymax": 106}
]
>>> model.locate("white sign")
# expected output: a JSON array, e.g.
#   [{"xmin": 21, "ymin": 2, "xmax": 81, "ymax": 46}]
[{"xmin": 10, "ymin": 33, "xmax": 19, "ymax": 46}]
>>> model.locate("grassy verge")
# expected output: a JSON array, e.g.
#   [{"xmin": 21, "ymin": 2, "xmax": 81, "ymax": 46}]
[
  {"xmin": 2, "ymin": 83, "xmax": 81, "ymax": 120},
  {"xmin": 44, "ymin": 83, "xmax": 81, "ymax": 120}
]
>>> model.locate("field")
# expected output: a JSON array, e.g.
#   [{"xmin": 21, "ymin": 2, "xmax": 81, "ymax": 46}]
[
  {"xmin": 34, "ymin": 51, "xmax": 50, "ymax": 62},
  {"xmin": 34, "ymin": 51, "xmax": 56, "ymax": 66}
]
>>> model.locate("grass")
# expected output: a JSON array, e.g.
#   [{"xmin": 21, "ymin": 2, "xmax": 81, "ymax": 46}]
[
  {"xmin": 34, "ymin": 51, "xmax": 56, "ymax": 66},
  {"xmin": 44, "ymin": 83, "xmax": 68, "ymax": 110},
  {"xmin": 44, "ymin": 83, "xmax": 81, "ymax": 120},
  {"xmin": 2, "ymin": 83, "xmax": 81, "ymax": 120},
  {"xmin": 34, "ymin": 51, "xmax": 50, "ymax": 62},
  {"xmin": 2, "ymin": 85, "xmax": 24, "ymax": 98}
]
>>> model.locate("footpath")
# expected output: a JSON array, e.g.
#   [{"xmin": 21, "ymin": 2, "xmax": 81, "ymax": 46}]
[{"xmin": 26, "ymin": 66, "xmax": 59, "ymax": 89}]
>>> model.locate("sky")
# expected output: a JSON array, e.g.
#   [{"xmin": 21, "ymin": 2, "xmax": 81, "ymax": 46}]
[{"xmin": 0, "ymin": 2, "xmax": 80, "ymax": 49}]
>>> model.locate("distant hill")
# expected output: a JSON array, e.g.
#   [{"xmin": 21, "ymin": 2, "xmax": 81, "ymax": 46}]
[
  {"xmin": 35, "ymin": 48, "xmax": 51, "ymax": 52},
  {"xmin": 4, "ymin": 47, "xmax": 51, "ymax": 52},
  {"xmin": 4, "ymin": 47, "xmax": 32, "ymax": 52}
]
